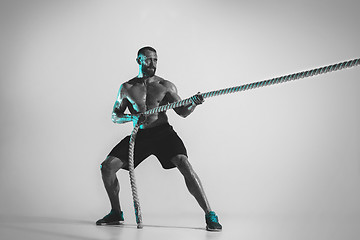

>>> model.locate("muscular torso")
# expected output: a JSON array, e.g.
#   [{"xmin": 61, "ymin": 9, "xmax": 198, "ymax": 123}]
[{"xmin": 121, "ymin": 76, "xmax": 174, "ymax": 129}]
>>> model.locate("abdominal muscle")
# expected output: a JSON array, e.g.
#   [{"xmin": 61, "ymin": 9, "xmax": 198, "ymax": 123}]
[
  {"xmin": 126, "ymin": 78, "xmax": 170, "ymax": 129},
  {"xmin": 139, "ymin": 112, "xmax": 168, "ymax": 129}
]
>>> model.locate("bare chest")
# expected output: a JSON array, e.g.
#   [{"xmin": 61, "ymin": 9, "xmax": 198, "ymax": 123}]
[{"xmin": 127, "ymin": 82, "xmax": 168, "ymax": 112}]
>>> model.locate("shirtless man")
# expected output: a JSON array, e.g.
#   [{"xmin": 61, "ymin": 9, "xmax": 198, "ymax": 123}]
[{"xmin": 96, "ymin": 46, "xmax": 222, "ymax": 231}]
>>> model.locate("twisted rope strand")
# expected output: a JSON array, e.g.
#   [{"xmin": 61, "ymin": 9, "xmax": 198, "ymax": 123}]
[
  {"xmin": 128, "ymin": 123, "xmax": 143, "ymax": 229},
  {"xmin": 143, "ymin": 58, "xmax": 359, "ymax": 115},
  {"xmin": 128, "ymin": 58, "xmax": 359, "ymax": 227}
]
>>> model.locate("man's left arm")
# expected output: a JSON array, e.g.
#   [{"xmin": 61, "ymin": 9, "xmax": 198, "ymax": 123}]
[{"xmin": 165, "ymin": 82, "xmax": 204, "ymax": 118}]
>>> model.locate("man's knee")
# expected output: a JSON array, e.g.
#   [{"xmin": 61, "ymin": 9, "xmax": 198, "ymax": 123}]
[
  {"xmin": 100, "ymin": 156, "xmax": 125, "ymax": 174},
  {"xmin": 100, "ymin": 160, "xmax": 111, "ymax": 174}
]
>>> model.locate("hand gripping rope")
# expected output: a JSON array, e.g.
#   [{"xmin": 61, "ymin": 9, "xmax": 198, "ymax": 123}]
[{"xmin": 128, "ymin": 58, "xmax": 360, "ymax": 228}]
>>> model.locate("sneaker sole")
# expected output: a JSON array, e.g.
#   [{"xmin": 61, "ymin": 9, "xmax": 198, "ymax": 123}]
[
  {"xmin": 206, "ymin": 226, "xmax": 222, "ymax": 232},
  {"xmin": 96, "ymin": 221, "xmax": 124, "ymax": 226}
]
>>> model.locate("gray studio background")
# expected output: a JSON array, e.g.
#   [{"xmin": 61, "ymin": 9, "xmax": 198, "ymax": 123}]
[{"xmin": 1, "ymin": 0, "xmax": 359, "ymax": 228}]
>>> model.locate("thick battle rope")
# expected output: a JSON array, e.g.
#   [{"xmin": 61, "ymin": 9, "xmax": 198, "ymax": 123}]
[
  {"xmin": 144, "ymin": 58, "xmax": 360, "ymax": 115},
  {"xmin": 128, "ymin": 58, "xmax": 359, "ymax": 228},
  {"xmin": 128, "ymin": 123, "xmax": 142, "ymax": 228}
]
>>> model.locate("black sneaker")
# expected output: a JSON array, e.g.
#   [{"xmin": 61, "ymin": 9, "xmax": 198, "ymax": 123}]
[
  {"xmin": 205, "ymin": 211, "xmax": 222, "ymax": 231},
  {"xmin": 96, "ymin": 210, "xmax": 124, "ymax": 225}
]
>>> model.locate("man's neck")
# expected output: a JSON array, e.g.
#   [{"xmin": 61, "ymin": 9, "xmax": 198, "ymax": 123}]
[
  {"xmin": 137, "ymin": 69, "xmax": 155, "ymax": 79},
  {"xmin": 137, "ymin": 72, "xmax": 144, "ymax": 78},
  {"xmin": 137, "ymin": 68, "xmax": 148, "ymax": 78},
  {"xmin": 136, "ymin": 74, "xmax": 155, "ymax": 81}
]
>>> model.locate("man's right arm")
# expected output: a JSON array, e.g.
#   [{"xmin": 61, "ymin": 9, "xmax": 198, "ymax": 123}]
[{"xmin": 111, "ymin": 84, "xmax": 134, "ymax": 124}]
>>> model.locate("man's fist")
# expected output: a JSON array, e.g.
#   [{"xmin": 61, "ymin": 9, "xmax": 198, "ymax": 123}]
[
  {"xmin": 132, "ymin": 113, "xmax": 147, "ymax": 124},
  {"xmin": 190, "ymin": 92, "xmax": 204, "ymax": 106}
]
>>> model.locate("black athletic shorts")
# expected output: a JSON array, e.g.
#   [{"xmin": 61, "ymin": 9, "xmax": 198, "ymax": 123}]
[{"xmin": 108, "ymin": 123, "xmax": 187, "ymax": 170}]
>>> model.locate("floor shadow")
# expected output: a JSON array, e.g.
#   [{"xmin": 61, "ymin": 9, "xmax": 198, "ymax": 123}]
[
  {"xmin": 143, "ymin": 223, "xmax": 205, "ymax": 231},
  {"xmin": 0, "ymin": 214, "xmax": 206, "ymax": 238},
  {"xmin": 104, "ymin": 223, "xmax": 205, "ymax": 231}
]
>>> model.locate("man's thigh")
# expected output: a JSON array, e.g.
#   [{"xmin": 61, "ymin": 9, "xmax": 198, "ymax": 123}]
[{"xmin": 170, "ymin": 154, "xmax": 193, "ymax": 172}]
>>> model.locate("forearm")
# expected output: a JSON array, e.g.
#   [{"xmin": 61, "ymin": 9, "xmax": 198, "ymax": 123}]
[
  {"xmin": 175, "ymin": 103, "xmax": 197, "ymax": 118},
  {"xmin": 111, "ymin": 113, "xmax": 134, "ymax": 124}
]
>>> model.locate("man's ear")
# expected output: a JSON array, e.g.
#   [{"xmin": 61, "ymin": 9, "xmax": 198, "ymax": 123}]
[{"xmin": 136, "ymin": 57, "xmax": 141, "ymax": 65}]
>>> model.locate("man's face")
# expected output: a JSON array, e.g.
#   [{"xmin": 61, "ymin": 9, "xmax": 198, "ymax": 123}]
[{"xmin": 138, "ymin": 50, "xmax": 158, "ymax": 77}]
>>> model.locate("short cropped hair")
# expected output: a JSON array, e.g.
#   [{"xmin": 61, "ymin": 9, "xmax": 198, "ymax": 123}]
[{"xmin": 137, "ymin": 46, "xmax": 157, "ymax": 57}]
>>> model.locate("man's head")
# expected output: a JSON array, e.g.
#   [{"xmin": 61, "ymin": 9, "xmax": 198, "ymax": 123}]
[{"xmin": 136, "ymin": 46, "xmax": 158, "ymax": 77}]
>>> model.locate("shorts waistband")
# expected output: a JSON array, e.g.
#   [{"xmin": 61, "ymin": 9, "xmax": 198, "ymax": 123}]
[{"xmin": 137, "ymin": 123, "xmax": 172, "ymax": 137}]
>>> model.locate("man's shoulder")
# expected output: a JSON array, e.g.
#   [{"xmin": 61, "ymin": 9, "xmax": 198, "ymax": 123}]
[
  {"xmin": 118, "ymin": 77, "xmax": 139, "ymax": 94},
  {"xmin": 116, "ymin": 78, "xmax": 137, "ymax": 97},
  {"xmin": 155, "ymin": 76, "xmax": 175, "ymax": 89},
  {"xmin": 123, "ymin": 77, "xmax": 138, "ymax": 86}
]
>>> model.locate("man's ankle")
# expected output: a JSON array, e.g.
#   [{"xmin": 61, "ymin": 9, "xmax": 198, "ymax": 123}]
[{"xmin": 111, "ymin": 209, "xmax": 122, "ymax": 214}]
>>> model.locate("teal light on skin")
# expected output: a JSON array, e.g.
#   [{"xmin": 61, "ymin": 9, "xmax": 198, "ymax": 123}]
[
  {"xmin": 136, "ymin": 52, "xmax": 158, "ymax": 78},
  {"xmin": 111, "ymin": 50, "xmax": 158, "ymax": 127},
  {"xmin": 111, "ymin": 84, "xmax": 140, "ymax": 125}
]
